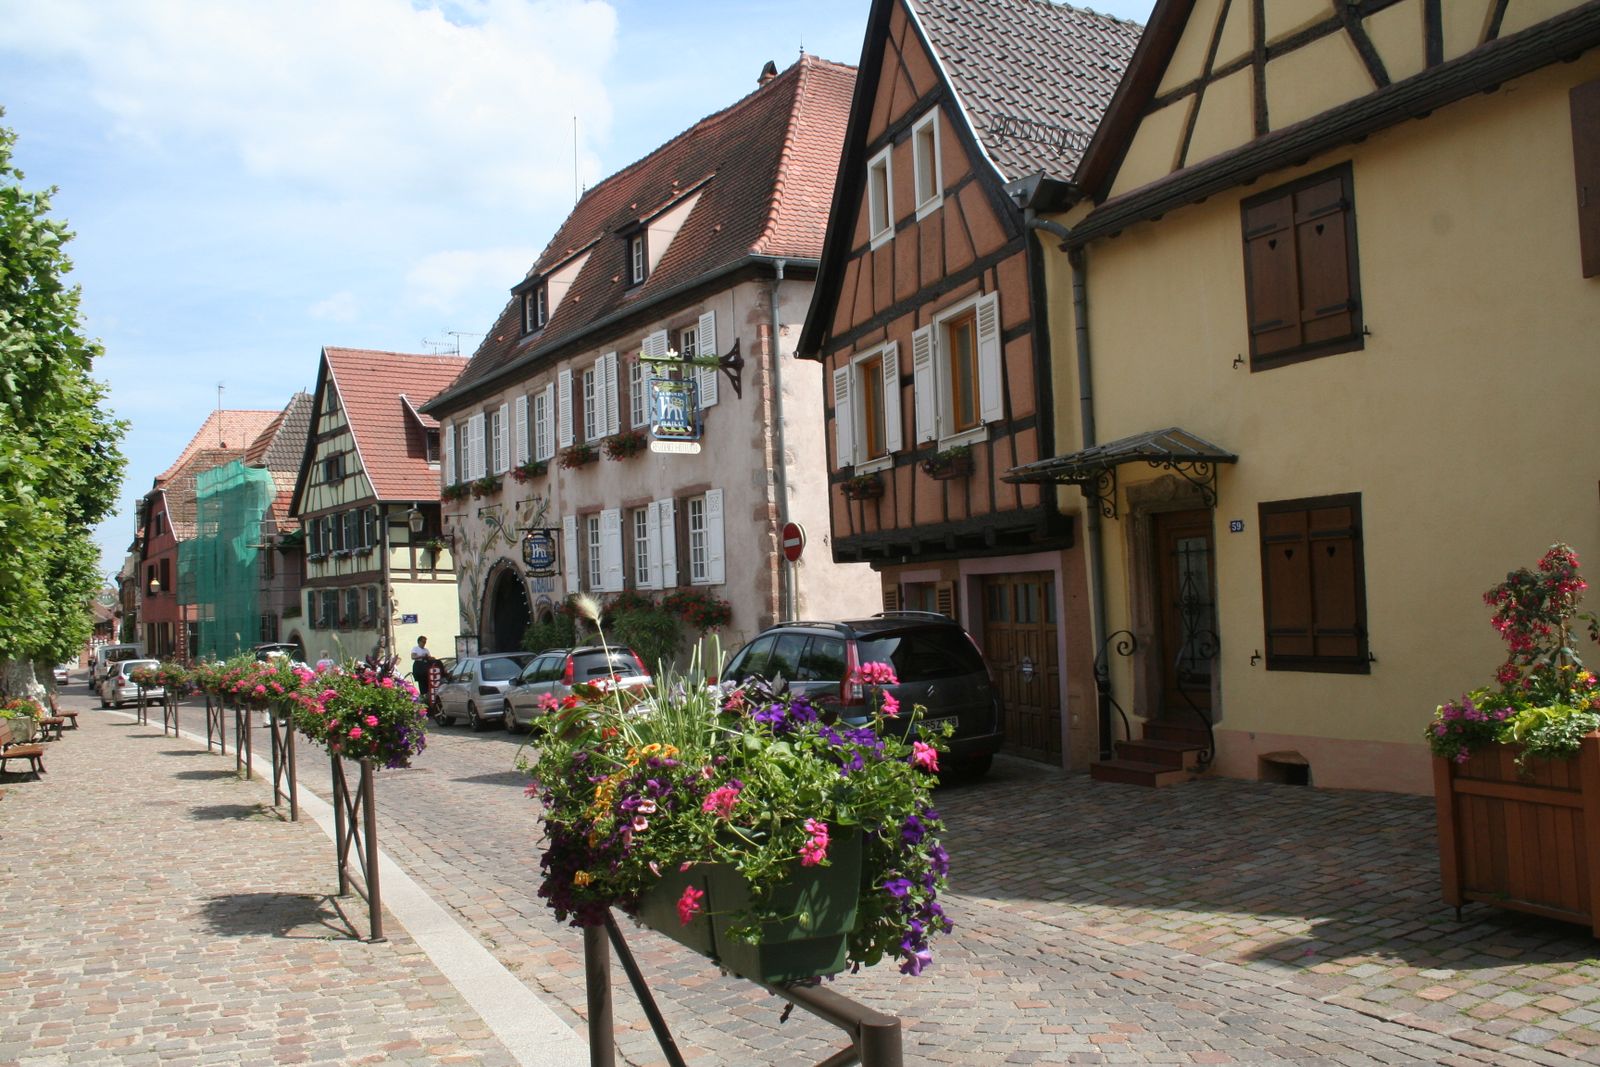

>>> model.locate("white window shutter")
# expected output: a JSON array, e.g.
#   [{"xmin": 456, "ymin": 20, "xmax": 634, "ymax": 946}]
[
  {"xmin": 643, "ymin": 329, "xmax": 669, "ymax": 359},
  {"xmin": 832, "ymin": 366, "xmax": 854, "ymax": 468},
  {"xmin": 443, "ymin": 424, "xmax": 456, "ymax": 484},
  {"xmin": 911, "ymin": 324, "xmax": 937, "ymax": 443},
  {"xmin": 557, "ymin": 369, "xmax": 574, "ymax": 448},
  {"xmin": 976, "ymin": 292, "xmax": 1003, "ymax": 425},
  {"xmin": 539, "ymin": 384, "xmax": 555, "ymax": 460},
  {"xmin": 600, "ymin": 508, "xmax": 623, "ymax": 592},
  {"xmin": 704, "ymin": 488, "xmax": 725, "ymax": 586},
  {"xmin": 602, "ymin": 352, "xmax": 620, "ymax": 436},
  {"xmin": 881, "ymin": 341, "xmax": 902, "ymax": 454},
  {"xmin": 656, "ymin": 498, "xmax": 677, "ymax": 588},
  {"xmin": 696, "ymin": 311, "xmax": 718, "ymax": 409},
  {"xmin": 513, "ymin": 396, "xmax": 529, "ymax": 466},
  {"xmin": 563, "ymin": 515, "xmax": 579, "ymax": 595},
  {"xmin": 468, "ymin": 413, "xmax": 486, "ymax": 478},
  {"xmin": 495, "ymin": 403, "xmax": 510, "ymax": 474},
  {"xmin": 641, "ymin": 501, "xmax": 661, "ymax": 590}
]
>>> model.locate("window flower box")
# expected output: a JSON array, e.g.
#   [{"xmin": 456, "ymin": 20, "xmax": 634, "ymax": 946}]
[
  {"xmin": 510, "ymin": 459, "xmax": 549, "ymax": 483},
  {"xmin": 559, "ymin": 443, "xmax": 598, "ymax": 469},
  {"xmin": 441, "ymin": 482, "xmax": 472, "ymax": 502},
  {"xmin": 470, "ymin": 475, "xmax": 502, "ymax": 498},
  {"xmin": 603, "ymin": 429, "xmax": 649, "ymax": 461},
  {"xmin": 841, "ymin": 472, "xmax": 884, "ymax": 501},
  {"xmin": 920, "ymin": 444, "xmax": 972, "ymax": 480}
]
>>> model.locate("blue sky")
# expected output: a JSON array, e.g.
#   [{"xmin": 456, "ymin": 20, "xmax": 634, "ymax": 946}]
[{"xmin": 0, "ymin": 0, "xmax": 1155, "ymax": 580}]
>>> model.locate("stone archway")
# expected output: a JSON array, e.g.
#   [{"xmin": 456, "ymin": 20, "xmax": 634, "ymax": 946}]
[{"xmin": 482, "ymin": 560, "xmax": 533, "ymax": 653}]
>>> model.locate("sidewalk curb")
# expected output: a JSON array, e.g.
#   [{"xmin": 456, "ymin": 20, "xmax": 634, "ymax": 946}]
[{"xmin": 115, "ymin": 707, "xmax": 589, "ymax": 1067}]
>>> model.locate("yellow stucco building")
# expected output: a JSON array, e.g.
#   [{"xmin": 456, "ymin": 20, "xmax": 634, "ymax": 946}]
[{"xmin": 1011, "ymin": 0, "xmax": 1600, "ymax": 792}]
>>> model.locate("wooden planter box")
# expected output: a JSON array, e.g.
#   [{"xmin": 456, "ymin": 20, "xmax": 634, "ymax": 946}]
[
  {"xmin": 633, "ymin": 829, "xmax": 862, "ymax": 983},
  {"xmin": 1433, "ymin": 732, "xmax": 1600, "ymax": 935}
]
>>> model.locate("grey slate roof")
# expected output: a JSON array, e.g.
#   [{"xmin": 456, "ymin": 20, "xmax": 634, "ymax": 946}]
[{"xmin": 911, "ymin": 0, "xmax": 1142, "ymax": 182}]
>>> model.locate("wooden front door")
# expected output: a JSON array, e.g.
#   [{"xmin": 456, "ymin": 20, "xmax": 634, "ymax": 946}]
[
  {"xmin": 981, "ymin": 572, "xmax": 1061, "ymax": 763},
  {"xmin": 1153, "ymin": 510, "xmax": 1218, "ymax": 715}
]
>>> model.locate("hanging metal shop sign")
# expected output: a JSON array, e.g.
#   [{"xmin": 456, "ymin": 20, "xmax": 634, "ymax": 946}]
[
  {"xmin": 648, "ymin": 376, "xmax": 701, "ymax": 452},
  {"xmin": 522, "ymin": 528, "xmax": 559, "ymax": 577}
]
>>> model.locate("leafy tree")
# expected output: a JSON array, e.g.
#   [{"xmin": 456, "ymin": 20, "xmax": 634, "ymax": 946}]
[{"xmin": 0, "ymin": 113, "xmax": 127, "ymax": 689}]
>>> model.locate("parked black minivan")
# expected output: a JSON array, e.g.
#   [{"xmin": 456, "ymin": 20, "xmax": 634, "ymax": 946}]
[{"xmin": 721, "ymin": 612, "xmax": 1004, "ymax": 776}]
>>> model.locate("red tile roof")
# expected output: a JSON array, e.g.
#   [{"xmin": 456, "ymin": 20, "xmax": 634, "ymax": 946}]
[
  {"xmin": 155, "ymin": 409, "xmax": 280, "ymax": 487},
  {"xmin": 323, "ymin": 348, "xmax": 467, "ymax": 501},
  {"xmin": 428, "ymin": 54, "xmax": 857, "ymax": 410}
]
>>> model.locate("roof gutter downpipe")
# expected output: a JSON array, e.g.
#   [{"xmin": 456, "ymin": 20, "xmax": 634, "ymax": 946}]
[
  {"xmin": 769, "ymin": 259, "xmax": 794, "ymax": 622},
  {"xmin": 1027, "ymin": 213, "xmax": 1113, "ymax": 760}
]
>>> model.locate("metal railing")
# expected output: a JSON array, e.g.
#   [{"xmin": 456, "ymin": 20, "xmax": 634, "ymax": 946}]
[
  {"xmin": 330, "ymin": 756, "xmax": 384, "ymax": 942},
  {"xmin": 583, "ymin": 913, "xmax": 902, "ymax": 1067}
]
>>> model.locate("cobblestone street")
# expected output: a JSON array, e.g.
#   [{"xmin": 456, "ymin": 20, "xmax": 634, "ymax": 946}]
[{"xmin": 4, "ymin": 688, "xmax": 1599, "ymax": 1065}]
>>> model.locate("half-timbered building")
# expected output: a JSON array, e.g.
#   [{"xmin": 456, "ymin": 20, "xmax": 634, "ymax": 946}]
[
  {"xmin": 423, "ymin": 56, "xmax": 878, "ymax": 658},
  {"xmin": 1012, "ymin": 0, "xmax": 1600, "ymax": 791},
  {"xmin": 135, "ymin": 409, "xmax": 280, "ymax": 661},
  {"xmin": 798, "ymin": 0, "xmax": 1139, "ymax": 771},
  {"xmin": 290, "ymin": 348, "xmax": 466, "ymax": 664}
]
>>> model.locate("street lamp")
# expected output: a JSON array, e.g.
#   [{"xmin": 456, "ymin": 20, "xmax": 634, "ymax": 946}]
[
  {"xmin": 147, "ymin": 578, "xmax": 161, "ymax": 597},
  {"xmin": 406, "ymin": 503, "xmax": 426, "ymax": 535}
]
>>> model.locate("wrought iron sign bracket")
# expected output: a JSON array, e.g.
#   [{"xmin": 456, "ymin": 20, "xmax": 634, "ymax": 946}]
[
  {"xmin": 716, "ymin": 338, "xmax": 744, "ymax": 400},
  {"xmin": 1077, "ymin": 468, "xmax": 1118, "ymax": 520},
  {"xmin": 1148, "ymin": 456, "xmax": 1221, "ymax": 509}
]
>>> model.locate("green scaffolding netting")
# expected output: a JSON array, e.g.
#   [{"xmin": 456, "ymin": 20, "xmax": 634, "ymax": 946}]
[{"xmin": 182, "ymin": 460, "xmax": 275, "ymax": 662}]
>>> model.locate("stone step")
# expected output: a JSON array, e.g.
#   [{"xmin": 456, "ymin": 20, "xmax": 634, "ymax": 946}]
[
  {"xmin": 1115, "ymin": 737, "xmax": 1202, "ymax": 769},
  {"xmin": 1089, "ymin": 758, "xmax": 1191, "ymax": 788},
  {"xmin": 1142, "ymin": 718, "xmax": 1211, "ymax": 747}
]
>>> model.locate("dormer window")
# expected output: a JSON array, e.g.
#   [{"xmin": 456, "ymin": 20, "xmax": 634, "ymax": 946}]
[
  {"xmin": 628, "ymin": 233, "xmax": 647, "ymax": 285},
  {"xmin": 523, "ymin": 284, "xmax": 548, "ymax": 333},
  {"xmin": 323, "ymin": 454, "xmax": 345, "ymax": 484}
]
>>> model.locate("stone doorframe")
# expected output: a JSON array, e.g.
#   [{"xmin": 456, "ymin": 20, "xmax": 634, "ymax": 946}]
[{"xmin": 1121, "ymin": 474, "xmax": 1223, "ymax": 726}]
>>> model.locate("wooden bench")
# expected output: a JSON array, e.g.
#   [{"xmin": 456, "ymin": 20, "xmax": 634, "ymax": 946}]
[{"xmin": 0, "ymin": 717, "xmax": 45, "ymax": 779}]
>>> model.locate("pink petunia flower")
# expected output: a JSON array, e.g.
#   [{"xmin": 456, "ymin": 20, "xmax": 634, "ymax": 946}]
[
  {"xmin": 911, "ymin": 741, "xmax": 939, "ymax": 773},
  {"xmin": 880, "ymin": 692, "xmax": 900, "ymax": 718},
  {"xmin": 799, "ymin": 818, "xmax": 830, "ymax": 866},
  {"xmin": 349, "ymin": 726, "xmax": 363, "ymax": 739},
  {"xmin": 676, "ymin": 885, "xmax": 705, "ymax": 925},
  {"xmin": 364, "ymin": 715, "xmax": 379, "ymax": 727},
  {"xmin": 701, "ymin": 783, "xmax": 742, "ymax": 820}
]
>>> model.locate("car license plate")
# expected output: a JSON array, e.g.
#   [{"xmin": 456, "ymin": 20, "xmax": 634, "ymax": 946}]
[{"xmin": 921, "ymin": 716, "xmax": 956, "ymax": 734}]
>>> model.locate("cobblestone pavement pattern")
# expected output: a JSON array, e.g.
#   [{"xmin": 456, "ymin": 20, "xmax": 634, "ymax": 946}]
[{"xmin": 5, "ymin": 683, "xmax": 1600, "ymax": 1065}]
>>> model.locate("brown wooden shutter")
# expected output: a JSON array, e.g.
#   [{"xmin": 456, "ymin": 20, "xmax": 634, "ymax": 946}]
[
  {"xmin": 1308, "ymin": 503, "xmax": 1362, "ymax": 660},
  {"xmin": 935, "ymin": 580, "xmax": 957, "ymax": 623},
  {"xmin": 1259, "ymin": 495, "xmax": 1368, "ymax": 672},
  {"xmin": 1293, "ymin": 176, "xmax": 1357, "ymax": 346},
  {"xmin": 1572, "ymin": 79, "xmax": 1600, "ymax": 278},
  {"xmin": 1242, "ymin": 194, "xmax": 1302, "ymax": 357},
  {"xmin": 1261, "ymin": 509, "xmax": 1314, "ymax": 660},
  {"xmin": 882, "ymin": 584, "xmax": 901, "ymax": 612}
]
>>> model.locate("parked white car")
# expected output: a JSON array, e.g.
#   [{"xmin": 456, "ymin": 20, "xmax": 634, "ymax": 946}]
[{"xmin": 100, "ymin": 658, "xmax": 162, "ymax": 708}]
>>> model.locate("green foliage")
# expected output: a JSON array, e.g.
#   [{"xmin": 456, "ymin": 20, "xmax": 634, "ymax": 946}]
[
  {"xmin": 522, "ymin": 612, "xmax": 577, "ymax": 653},
  {"xmin": 0, "ymin": 115, "xmax": 127, "ymax": 669},
  {"xmin": 609, "ymin": 607, "xmax": 681, "ymax": 676}
]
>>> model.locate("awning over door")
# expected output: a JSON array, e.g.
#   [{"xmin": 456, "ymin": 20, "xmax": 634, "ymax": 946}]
[{"xmin": 1003, "ymin": 427, "xmax": 1236, "ymax": 519}]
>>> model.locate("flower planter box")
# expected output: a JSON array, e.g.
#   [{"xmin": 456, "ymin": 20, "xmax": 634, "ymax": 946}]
[
  {"xmin": 1432, "ymin": 732, "xmax": 1600, "ymax": 936},
  {"xmin": 635, "ymin": 828, "xmax": 863, "ymax": 984}
]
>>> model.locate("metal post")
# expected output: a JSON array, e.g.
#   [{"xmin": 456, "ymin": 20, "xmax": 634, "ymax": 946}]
[
  {"xmin": 331, "ymin": 755, "xmax": 349, "ymax": 897},
  {"xmin": 286, "ymin": 726, "xmax": 298, "ymax": 822},
  {"xmin": 583, "ymin": 924, "xmax": 615, "ymax": 1067},
  {"xmin": 361, "ymin": 759, "xmax": 384, "ymax": 943}
]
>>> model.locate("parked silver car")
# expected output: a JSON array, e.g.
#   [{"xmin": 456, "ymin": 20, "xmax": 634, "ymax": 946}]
[
  {"xmin": 503, "ymin": 646, "xmax": 652, "ymax": 733},
  {"xmin": 432, "ymin": 652, "xmax": 533, "ymax": 732},
  {"xmin": 100, "ymin": 658, "xmax": 163, "ymax": 709}
]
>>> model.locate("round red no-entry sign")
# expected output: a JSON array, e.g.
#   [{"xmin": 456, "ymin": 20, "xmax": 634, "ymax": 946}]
[{"xmin": 780, "ymin": 521, "xmax": 806, "ymax": 562}]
